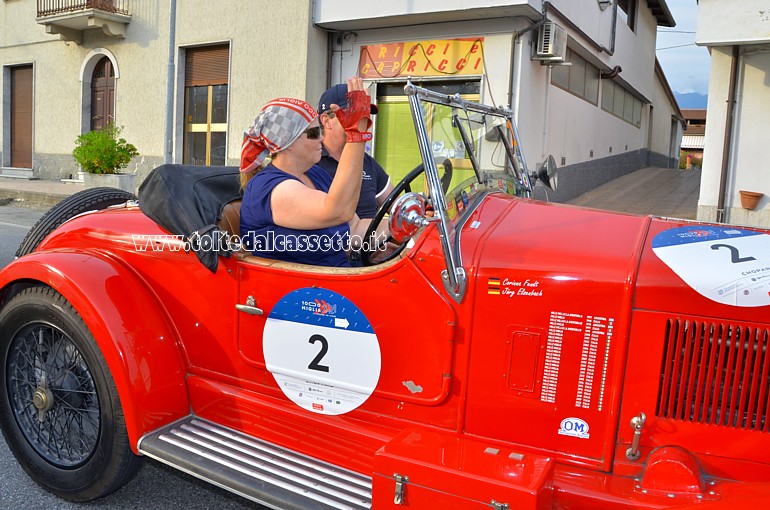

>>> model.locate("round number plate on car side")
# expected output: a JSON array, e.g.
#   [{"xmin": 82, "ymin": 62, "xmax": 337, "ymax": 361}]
[
  {"xmin": 263, "ymin": 288, "xmax": 381, "ymax": 415},
  {"xmin": 652, "ymin": 226, "xmax": 770, "ymax": 308}
]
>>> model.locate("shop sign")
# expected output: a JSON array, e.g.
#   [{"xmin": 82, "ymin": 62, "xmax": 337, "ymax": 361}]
[{"xmin": 358, "ymin": 38, "xmax": 484, "ymax": 79}]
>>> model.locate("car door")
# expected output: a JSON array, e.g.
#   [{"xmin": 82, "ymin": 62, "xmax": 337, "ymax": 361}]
[{"xmin": 235, "ymin": 256, "xmax": 457, "ymax": 423}]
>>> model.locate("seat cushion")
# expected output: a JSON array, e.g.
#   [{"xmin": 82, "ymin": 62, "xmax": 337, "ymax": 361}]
[{"xmin": 218, "ymin": 199, "xmax": 242, "ymax": 239}]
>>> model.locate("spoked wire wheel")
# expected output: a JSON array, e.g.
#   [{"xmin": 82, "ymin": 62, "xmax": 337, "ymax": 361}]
[
  {"xmin": 0, "ymin": 286, "xmax": 141, "ymax": 501},
  {"xmin": 7, "ymin": 321, "xmax": 100, "ymax": 468}
]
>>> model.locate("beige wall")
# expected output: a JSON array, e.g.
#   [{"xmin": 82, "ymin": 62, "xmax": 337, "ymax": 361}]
[
  {"xmin": 1, "ymin": 0, "xmax": 324, "ymax": 180},
  {"xmin": 175, "ymin": 0, "xmax": 326, "ymax": 166},
  {"xmin": 1, "ymin": 0, "xmax": 92, "ymax": 157}
]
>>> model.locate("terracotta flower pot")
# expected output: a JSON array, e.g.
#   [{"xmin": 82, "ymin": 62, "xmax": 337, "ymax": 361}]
[{"xmin": 739, "ymin": 190, "xmax": 764, "ymax": 210}]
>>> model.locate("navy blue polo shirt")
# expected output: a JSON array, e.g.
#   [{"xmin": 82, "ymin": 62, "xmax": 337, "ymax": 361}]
[
  {"xmin": 240, "ymin": 165, "xmax": 351, "ymax": 267},
  {"xmin": 317, "ymin": 148, "xmax": 391, "ymax": 219}
]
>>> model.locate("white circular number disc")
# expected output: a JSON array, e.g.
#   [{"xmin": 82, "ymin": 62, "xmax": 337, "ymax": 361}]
[
  {"xmin": 652, "ymin": 226, "xmax": 770, "ymax": 308},
  {"xmin": 263, "ymin": 288, "xmax": 381, "ymax": 415}
]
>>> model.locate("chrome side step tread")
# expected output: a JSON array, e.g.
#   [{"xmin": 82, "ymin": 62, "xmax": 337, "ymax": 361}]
[{"xmin": 137, "ymin": 416, "xmax": 372, "ymax": 510}]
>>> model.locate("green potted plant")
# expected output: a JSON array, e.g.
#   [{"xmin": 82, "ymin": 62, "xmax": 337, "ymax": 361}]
[{"xmin": 72, "ymin": 124, "xmax": 139, "ymax": 192}]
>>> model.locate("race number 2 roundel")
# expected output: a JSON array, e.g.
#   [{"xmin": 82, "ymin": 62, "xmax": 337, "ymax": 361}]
[
  {"xmin": 263, "ymin": 288, "xmax": 381, "ymax": 415},
  {"xmin": 652, "ymin": 226, "xmax": 770, "ymax": 307}
]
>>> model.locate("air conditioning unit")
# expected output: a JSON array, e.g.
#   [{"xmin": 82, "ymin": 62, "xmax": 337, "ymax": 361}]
[{"xmin": 534, "ymin": 21, "xmax": 567, "ymax": 62}]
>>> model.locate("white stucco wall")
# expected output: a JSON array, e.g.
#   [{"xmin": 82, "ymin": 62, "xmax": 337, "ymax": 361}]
[
  {"xmin": 88, "ymin": 7, "xmax": 170, "ymax": 168},
  {"xmin": 328, "ymin": 20, "xmax": 519, "ymax": 140},
  {"xmin": 727, "ymin": 48, "xmax": 770, "ymax": 226},
  {"xmin": 649, "ymin": 67, "xmax": 682, "ymax": 164},
  {"xmin": 697, "ymin": 0, "xmax": 770, "ymax": 46},
  {"xmin": 548, "ymin": 0, "xmax": 657, "ymax": 102},
  {"xmin": 698, "ymin": 46, "xmax": 731, "ymax": 219},
  {"xmin": 1, "ymin": 0, "xmax": 53, "ymax": 46},
  {"xmin": 696, "ymin": 0, "xmax": 770, "ymax": 228},
  {"xmin": 698, "ymin": 46, "xmax": 770, "ymax": 227},
  {"xmin": 547, "ymin": 78, "xmax": 648, "ymax": 167},
  {"xmin": 314, "ymin": 0, "xmax": 539, "ymax": 28},
  {"xmin": 611, "ymin": 1, "xmax": 658, "ymax": 102},
  {"xmin": 328, "ymin": 2, "xmax": 663, "ymax": 181}
]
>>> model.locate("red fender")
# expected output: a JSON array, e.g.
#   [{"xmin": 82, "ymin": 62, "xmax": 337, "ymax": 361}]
[{"xmin": 0, "ymin": 251, "xmax": 189, "ymax": 451}]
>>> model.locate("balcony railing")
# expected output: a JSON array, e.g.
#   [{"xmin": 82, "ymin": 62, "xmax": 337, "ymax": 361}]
[
  {"xmin": 36, "ymin": 0, "xmax": 131, "ymax": 44},
  {"xmin": 37, "ymin": 0, "xmax": 130, "ymax": 18}
]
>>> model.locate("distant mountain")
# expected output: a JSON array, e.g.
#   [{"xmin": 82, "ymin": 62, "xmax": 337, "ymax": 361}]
[{"xmin": 675, "ymin": 92, "xmax": 708, "ymax": 109}]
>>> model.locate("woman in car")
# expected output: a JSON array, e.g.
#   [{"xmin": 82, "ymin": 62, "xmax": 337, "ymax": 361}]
[{"xmin": 239, "ymin": 77, "xmax": 373, "ymax": 267}]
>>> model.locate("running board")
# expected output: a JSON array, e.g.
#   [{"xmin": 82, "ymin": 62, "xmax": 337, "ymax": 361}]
[{"xmin": 137, "ymin": 417, "xmax": 372, "ymax": 510}]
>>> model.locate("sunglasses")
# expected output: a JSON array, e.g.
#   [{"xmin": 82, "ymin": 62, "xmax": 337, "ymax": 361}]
[{"xmin": 303, "ymin": 125, "xmax": 324, "ymax": 140}]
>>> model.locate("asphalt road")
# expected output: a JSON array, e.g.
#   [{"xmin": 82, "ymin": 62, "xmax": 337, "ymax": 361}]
[
  {"xmin": 0, "ymin": 204, "xmax": 263, "ymax": 510},
  {"xmin": 0, "ymin": 205, "xmax": 41, "ymax": 264}
]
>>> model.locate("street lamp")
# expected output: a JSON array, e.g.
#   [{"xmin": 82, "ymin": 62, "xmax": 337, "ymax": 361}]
[{"xmin": 598, "ymin": 0, "xmax": 612, "ymax": 10}]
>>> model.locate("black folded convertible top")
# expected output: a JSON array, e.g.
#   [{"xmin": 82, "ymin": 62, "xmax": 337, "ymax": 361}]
[{"xmin": 138, "ymin": 164, "xmax": 242, "ymax": 273}]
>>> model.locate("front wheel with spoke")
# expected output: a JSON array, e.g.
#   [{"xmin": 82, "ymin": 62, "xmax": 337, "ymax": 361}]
[{"xmin": 0, "ymin": 286, "xmax": 141, "ymax": 501}]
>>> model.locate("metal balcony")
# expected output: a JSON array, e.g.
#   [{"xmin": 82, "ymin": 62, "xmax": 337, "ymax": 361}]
[{"xmin": 36, "ymin": 1, "xmax": 131, "ymax": 44}]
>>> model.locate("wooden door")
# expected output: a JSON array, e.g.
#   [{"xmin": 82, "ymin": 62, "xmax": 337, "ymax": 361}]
[
  {"xmin": 10, "ymin": 66, "xmax": 33, "ymax": 168},
  {"xmin": 91, "ymin": 57, "xmax": 115, "ymax": 130}
]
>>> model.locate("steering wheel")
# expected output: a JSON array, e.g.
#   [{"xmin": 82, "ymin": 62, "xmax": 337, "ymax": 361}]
[{"xmin": 360, "ymin": 159, "xmax": 453, "ymax": 266}]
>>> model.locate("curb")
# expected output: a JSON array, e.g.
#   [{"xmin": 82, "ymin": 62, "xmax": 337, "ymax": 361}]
[{"xmin": 0, "ymin": 188, "xmax": 70, "ymax": 211}]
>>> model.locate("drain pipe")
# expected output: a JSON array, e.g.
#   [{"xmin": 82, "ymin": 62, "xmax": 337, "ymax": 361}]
[
  {"xmin": 326, "ymin": 31, "xmax": 335, "ymax": 89},
  {"xmin": 539, "ymin": 2, "xmax": 552, "ymax": 160},
  {"xmin": 541, "ymin": 64, "xmax": 552, "ymax": 161},
  {"xmin": 164, "ymin": 0, "xmax": 177, "ymax": 164},
  {"xmin": 606, "ymin": 0, "xmax": 618, "ymax": 56},
  {"xmin": 508, "ymin": 19, "xmax": 545, "ymax": 120},
  {"xmin": 716, "ymin": 46, "xmax": 740, "ymax": 223}
]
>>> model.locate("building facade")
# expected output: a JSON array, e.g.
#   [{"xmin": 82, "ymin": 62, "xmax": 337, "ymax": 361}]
[
  {"xmin": 1, "ymin": 0, "xmax": 680, "ymax": 204},
  {"xmin": 0, "ymin": 0, "xmax": 325, "ymax": 181},
  {"xmin": 696, "ymin": 0, "xmax": 770, "ymax": 227},
  {"xmin": 315, "ymin": 0, "xmax": 681, "ymax": 202},
  {"xmin": 680, "ymin": 109, "xmax": 706, "ymax": 163}
]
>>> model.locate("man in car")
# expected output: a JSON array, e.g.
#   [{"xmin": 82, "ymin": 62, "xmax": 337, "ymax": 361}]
[{"xmin": 318, "ymin": 83, "xmax": 394, "ymax": 263}]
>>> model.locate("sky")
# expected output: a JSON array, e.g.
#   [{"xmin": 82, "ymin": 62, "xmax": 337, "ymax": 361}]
[{"xmin": 655, "ymin": 0, "xmax": 711, "ymax": 95}]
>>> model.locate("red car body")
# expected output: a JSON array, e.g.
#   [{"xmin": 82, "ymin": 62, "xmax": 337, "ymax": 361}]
[{"xmin": 1, "ymin": 85, "xmax": 769, "ymax": 509}]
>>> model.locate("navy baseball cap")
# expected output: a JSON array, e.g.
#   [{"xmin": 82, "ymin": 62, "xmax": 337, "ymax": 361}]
[{"xmin": 318, "ymin": 83, "xmax": 378, "ymax": 115}]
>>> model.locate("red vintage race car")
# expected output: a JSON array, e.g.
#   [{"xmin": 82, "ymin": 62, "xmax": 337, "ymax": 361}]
[{"xmin": 1, "ymin": 83, "xmax": 769, "ymax": 509}]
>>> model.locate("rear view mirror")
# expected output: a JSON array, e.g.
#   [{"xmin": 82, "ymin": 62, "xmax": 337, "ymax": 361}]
[{"xmin": 531, "ymin": 155, "xmax": 558, "ymax": 190}]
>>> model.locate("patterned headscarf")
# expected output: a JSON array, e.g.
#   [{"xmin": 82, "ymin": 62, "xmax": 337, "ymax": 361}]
[{"xmin": 240, "ymin": 98, "xmax": 318, "ymax": 173}]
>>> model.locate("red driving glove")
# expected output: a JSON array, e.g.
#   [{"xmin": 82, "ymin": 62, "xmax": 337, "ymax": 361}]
[{"xmin": 335, "ymin": 90, "xmax": 373, "ymax": 143}]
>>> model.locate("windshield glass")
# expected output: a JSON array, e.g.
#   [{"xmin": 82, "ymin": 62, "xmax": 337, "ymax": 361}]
[
  {"xmin": 402, "ymin": 82, "xmax": 531, "ymax": 302},
  {"xmin": 407, "ymin": 87, "xmax": 530, "ymax": 222}
]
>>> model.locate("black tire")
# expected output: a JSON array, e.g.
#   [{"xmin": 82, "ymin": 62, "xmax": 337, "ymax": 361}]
[
  {"xmin": 0, "ymin": 285, "xmax": 142, "ymax": 501},
  {"xmin": 16, "ymin": 187, "xmax": 136, "ymax": 258}
]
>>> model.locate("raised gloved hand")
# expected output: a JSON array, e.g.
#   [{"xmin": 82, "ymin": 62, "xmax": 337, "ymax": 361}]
[{"xmin": 335, "ymin": 89, "xmax": 373, "ymax": 143}]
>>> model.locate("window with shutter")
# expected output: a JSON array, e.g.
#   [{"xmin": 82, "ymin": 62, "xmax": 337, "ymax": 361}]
[{"xmin": 183, "ymin": 45, "xmax": 230, "ymax": 166}]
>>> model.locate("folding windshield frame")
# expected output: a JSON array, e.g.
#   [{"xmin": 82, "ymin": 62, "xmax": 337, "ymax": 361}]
[{"xmin": 405, "ymin": 80, "xmax": 532, "ymax": 302}]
